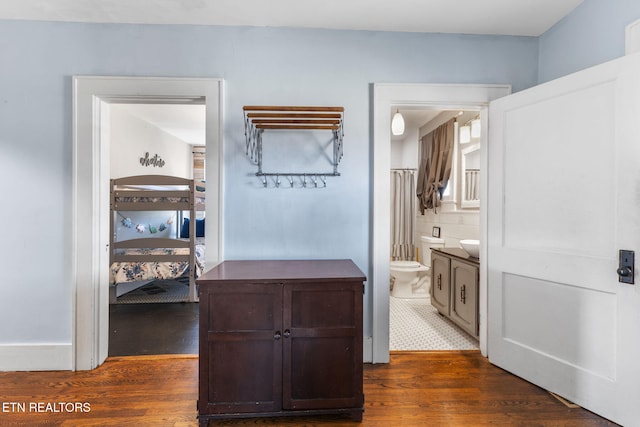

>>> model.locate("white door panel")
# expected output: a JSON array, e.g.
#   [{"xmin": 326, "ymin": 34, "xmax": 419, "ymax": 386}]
[
  {"xmin": 501, "ymin": 80, "xmax": 616, "ymax": 258},
  {"xmin": 502, "ymin": 274, "xmax": 616, "ymax": 379},
  {"xmin": 488, "ymin": 54, "xmax": 640, "ymax": 426}
]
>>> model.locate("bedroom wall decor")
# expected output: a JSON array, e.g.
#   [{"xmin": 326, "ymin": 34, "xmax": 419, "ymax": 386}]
[
  {"xmin": 117, "ymin": 212, "xmax": 173, "ymax": 235},
  {"xmin": 140, "ymin": 152, "xmax": 165, "ymax": 168}
]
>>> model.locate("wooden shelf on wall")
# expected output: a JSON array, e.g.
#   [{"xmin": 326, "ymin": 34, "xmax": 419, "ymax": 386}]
[{"xmin": 243, "ymin": 106, "xmax": 345, "ymax": 188}]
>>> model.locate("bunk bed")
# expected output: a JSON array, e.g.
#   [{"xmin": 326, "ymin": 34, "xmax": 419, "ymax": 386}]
[{"xmin": 109, "ymin": 175, "xmax": 205, "ymax": 303}]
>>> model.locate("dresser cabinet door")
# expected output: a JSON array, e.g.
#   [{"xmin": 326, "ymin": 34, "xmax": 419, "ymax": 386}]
[
  {"xmin": 449, "ymin": 260, "xmax": 479, "ymax": 337},
  {"xmin": 431, "ymin": 253, "xmax": 451, "ymax": 315},
  {"xmin": 282, "ymin": 282, "xmax": 364, "ymax": 411},
  {"xmin": 199, "ymin": 283, "xmax": 283, "ymax": 414}
]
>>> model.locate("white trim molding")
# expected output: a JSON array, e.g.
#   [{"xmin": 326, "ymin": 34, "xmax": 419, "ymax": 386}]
[
  {"xmin": 0, "ymin": 344, "xmax": 72, "ymax": 371},
  {"xmin": 73, "ymin": 76, "xmax": 224, "ymax": 370},
  {"xmin": 626, "ymin": 19, "xmax": 640, "ymax": 55}
]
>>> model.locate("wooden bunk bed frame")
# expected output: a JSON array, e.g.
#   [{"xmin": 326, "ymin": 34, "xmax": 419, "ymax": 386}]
[{"xmin": 109, "ymin": 175, "xmax": 203, "ymax": 303}]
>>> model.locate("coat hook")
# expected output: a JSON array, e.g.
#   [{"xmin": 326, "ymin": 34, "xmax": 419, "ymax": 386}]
[
  {"xmin": 275, "ymin": 175, "xmax": 281, "ymax": 188},
  {"xmin": 312, "ymin": 175, "xmax": 318, "ymax": 188},
  {"xmin": 261, "ymin": 176, "xmax": 267, "ymax": 187},
  {"xmin": 287, "ymin": 176, "xmax": 294, "ymax": 187},
  {"xmin": 320, "ymin": 175, "xmax": 327, "ymax": 187}
]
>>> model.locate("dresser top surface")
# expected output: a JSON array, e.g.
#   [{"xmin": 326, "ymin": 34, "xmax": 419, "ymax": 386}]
[{"xmin": 198, "ymin": 259, "xmax": 366, "ymax": 283}]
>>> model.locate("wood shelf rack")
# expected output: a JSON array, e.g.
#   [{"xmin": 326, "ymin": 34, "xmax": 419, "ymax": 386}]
[{"xmin": 243, "ymin": 106, "xmax": 344, "ymax": 187}]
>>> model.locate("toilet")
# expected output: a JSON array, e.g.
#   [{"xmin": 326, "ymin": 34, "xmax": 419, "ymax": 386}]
[{"xmin": 390, "ymin": 236, "xmax": 445, "ymax": 298}]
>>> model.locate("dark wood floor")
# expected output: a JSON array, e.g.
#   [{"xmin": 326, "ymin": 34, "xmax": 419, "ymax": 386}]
[
  {"xmin": 0, "ymin": 352, "xmax": 617, "ymax": 427},
  {"xmin": 109, "ymin": 302, "xmax": 198, "ymax": 356}
]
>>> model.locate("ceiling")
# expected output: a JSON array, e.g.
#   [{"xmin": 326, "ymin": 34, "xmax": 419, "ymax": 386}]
[{"xmin": 1, "ymin": 0, "xmax": 583, "ymax": 37}]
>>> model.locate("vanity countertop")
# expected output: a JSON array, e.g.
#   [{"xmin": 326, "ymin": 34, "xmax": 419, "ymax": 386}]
[{"xmin": 432, "ymin": 247, "xmax": 480, "ymax": 265}]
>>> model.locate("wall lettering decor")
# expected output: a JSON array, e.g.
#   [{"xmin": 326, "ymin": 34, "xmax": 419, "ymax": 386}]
[{"xmin": 140, "ymin": 152, "xmax": 165, "ymax": 168}]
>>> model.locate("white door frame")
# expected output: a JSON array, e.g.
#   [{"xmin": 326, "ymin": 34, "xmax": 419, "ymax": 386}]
[
  {"xmin": 371, "ymin": 83, "xmax": 510, "ymax": 363},
  {"xmin": 72, "ymin": 76, "xmax": 224, "ymax": 370},
  {"xmin": 626, "ymin": 18, "xmax": 640, "ymax": 55}
]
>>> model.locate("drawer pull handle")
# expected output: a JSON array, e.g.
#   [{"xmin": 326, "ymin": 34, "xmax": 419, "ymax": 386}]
[
  {"xmin": 461, "ymin": 285, "xmax": 466, "ymax": 304},
  {"xmin": 437, "ymin": 274, "xmax": 442, "ymax": 290},
  {"xmin": 274, "ymin": 331, "xmax": 281, "ymax": 340}
]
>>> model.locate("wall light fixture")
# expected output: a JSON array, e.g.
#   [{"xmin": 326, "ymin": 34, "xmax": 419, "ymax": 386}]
[
  {"xmin": 471, "ymin": 117, "xmax": 481, "ymax": 138},
  {"xmin": 391, "ymin": 110, "xmax": 405, "ymax": 136},
  {"xmin": 459, "ymin": 125, "xmax": 471, "ymax": 143}
]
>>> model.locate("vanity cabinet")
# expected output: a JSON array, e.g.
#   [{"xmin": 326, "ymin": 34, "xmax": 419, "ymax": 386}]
[
  {"xmin": 430, "ymin": 249, "xmax": 479, "ymax": 338},
  {"xmin": 196, "ymin": 260, "xmax": 365, "ymax": 425}
]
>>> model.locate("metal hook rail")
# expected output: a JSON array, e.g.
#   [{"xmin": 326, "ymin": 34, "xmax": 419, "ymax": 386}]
[
  {"xmin": 243, "ymin": 106, "xmax": 344, "ymax": 187},
  {"xmin": 257, "ymin": 173, "xmax": 334, "ymax": 189}
]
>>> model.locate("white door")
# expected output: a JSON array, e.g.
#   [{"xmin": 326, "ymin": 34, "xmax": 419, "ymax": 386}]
[{"xmin": 488, "ymin": 53, "xmax": 640, "ymax": 426}]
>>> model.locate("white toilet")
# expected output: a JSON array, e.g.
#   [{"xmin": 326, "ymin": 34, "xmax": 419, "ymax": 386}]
[{"xmin": 390, "ymin": 236, "xmax": 445, "ymax": 298}]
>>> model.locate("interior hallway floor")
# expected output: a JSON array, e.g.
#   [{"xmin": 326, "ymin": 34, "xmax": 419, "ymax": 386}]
[
  {"xmin": 109, "ymin": 302, "xmax": 199, "ymax": 356},
  {"xmin": 390, "ymin": 296, "xmax": 479, "ymax": 351}
]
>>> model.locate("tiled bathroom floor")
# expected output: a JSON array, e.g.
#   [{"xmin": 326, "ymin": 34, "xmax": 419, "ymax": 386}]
[{"xmin": 389, "ymin": 296, "xmax": 479, "ymax": 351}]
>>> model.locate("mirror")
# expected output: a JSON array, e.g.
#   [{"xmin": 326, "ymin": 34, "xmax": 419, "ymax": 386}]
[{"xmin": 460, "ymin": 143, "xmax": 480, "ymax": 208}]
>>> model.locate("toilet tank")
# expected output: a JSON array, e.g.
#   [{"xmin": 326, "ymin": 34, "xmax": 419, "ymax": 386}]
[{"xmin": 420, "ymin": 235, "xmax": 445, "ymax": 267}]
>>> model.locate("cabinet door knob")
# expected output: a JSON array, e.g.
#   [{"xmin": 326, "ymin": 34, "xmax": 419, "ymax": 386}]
[
  {"xmin": 283, "ymin": 329, "xmax": 291, "ymax": 338},
  {"xmin": 274, "ymin": 331, "xmax": 281, "ymax": 340}
]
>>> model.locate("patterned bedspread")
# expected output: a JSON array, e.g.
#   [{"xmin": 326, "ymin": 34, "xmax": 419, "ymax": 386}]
[
  {"xmin": 114, "ymin": 195, "xmax": 205, "ymax": 205},
  {"xmin": 109, "ymin": 244, "xmax": 205, "ymax": 284}
]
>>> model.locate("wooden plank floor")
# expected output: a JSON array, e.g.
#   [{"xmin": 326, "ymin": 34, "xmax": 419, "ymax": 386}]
[{"xmin": 0, "ymin": 352, "xmax": 617, "ymax": 426}]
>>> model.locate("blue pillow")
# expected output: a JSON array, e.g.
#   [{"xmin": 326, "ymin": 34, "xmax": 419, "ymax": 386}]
[{"xmin": 180, "ymin": 218, "xmax": 205, "ymax": 238}]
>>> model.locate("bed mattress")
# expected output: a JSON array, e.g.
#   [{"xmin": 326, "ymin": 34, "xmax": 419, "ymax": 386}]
[{"xmin": 109, "ymin": 244, "xmax": 205, "ymax": 284}]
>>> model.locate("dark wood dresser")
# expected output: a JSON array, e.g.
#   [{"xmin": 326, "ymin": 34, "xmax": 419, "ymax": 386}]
[{"xmin": 196, "ymin": 259, "xmax": 366, "ymax": 425}]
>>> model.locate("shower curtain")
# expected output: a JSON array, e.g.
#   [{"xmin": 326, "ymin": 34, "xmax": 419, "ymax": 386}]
[{"xmin": 391, "ymin": 169, "xmax": 416, "ymax": 261}]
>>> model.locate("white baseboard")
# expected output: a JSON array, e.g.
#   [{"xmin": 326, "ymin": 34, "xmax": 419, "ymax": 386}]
[
  {"xmin": 363, "ymin": 335, "xmax": 373, "ymax": 363},
  {"xmin": 0, "ymin": 343, "xmax": 73, "ymax": 371}
]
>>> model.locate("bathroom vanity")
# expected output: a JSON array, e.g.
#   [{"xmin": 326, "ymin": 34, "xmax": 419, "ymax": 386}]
[
  {"xmin": 430, "ymin": 248, "xmax": 479, "ymax": 338},
  {"xmin": 196, "ymin": 259, "xmax": 365, "ymax": 425}
]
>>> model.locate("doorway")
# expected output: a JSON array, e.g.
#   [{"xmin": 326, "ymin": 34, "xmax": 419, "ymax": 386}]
[
  {"xmin": 72, "ymin": 76, "xmax": 223, "ymax": 370},
  {"xmin": 370, "ymin": 83, "xmax": 511, "ymax": 363},
  {"xmin": 388, "ymin": 107, "xmax": 481, "ymax": 351},
  {"xmin": 106, "ymin": 101, "xmax": 205, "ymax": 356}
]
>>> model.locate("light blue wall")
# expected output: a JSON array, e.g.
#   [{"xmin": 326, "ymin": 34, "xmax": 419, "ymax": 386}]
[
  {"xmin": 0, "ymin": 20, "xmax": 537, "ymax": 352},
  {"xmin": 539, "ymin": 0, "xmax": 640, "ymax": 83}
]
